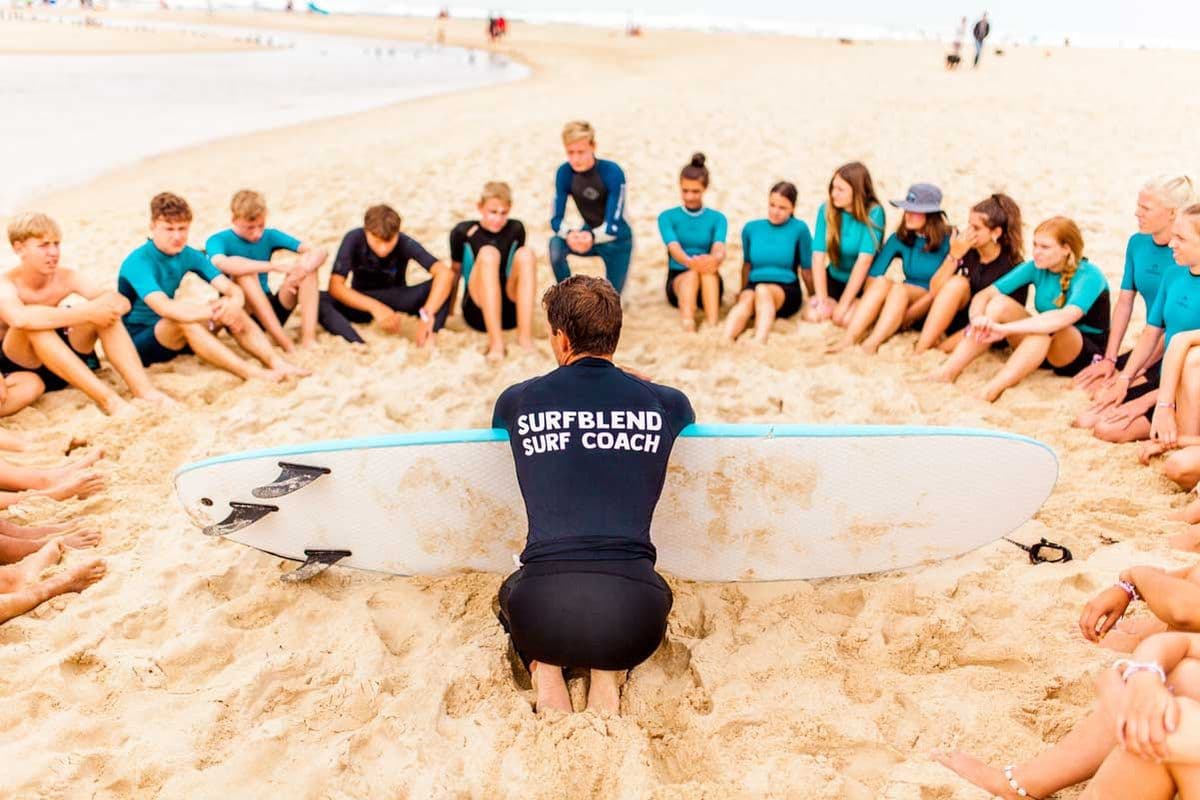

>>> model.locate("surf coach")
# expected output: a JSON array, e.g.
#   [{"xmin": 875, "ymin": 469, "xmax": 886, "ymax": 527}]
[{"xmin": 492, "ymin": 275, "xmax": 695, "ymax": 714}]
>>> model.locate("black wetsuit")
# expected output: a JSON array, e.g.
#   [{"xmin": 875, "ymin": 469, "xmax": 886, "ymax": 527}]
[
  {"xmin": 949, "ymin": 247, "xmax": 1028, "ymax": 335},
  {"xmin": 324, "ymin": 228, "xmax": 451, "ymax": 343},
  {"xmin": 449, "ymin": 219, "xmax": 526, "ymax": 331},
  {"xmin": 493, "ymin": 357, "xmax": 694, "ymax": 671}
]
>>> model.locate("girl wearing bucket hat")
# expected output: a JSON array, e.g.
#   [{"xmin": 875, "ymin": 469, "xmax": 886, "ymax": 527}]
[{"xmin": 827, "ymin": 183, "xmax": 951, "ymax": 353}]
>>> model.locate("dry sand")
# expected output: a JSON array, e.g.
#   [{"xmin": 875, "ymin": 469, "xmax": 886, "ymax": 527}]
[{"xmin": 1, "ymin": 10, "xmax": 1200, "ymax": 798}]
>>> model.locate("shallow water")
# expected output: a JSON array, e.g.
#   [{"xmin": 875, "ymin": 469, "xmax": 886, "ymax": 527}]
[{"xmin": 0, "ymin": 18, "xmax": 528, "ymax": 213}]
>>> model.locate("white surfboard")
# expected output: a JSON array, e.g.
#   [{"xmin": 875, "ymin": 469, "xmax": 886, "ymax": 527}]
[{"xmin": 174, "ymin": 424, "xmax": 1057, "ymax": 582}]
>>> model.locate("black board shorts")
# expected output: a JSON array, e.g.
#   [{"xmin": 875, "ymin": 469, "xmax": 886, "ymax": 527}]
[
  {"xmin": 462, "ymin": 291, "xmax": 518, "ymax": 332},
  {"xmin": 746, "ymin": 280, "xmax": 803, "ymax": 319},
  {"xmin": 497, "ymin": 558, "xmax": 673, "ymax": 672},
  {"xmin": 665, "ymin": 269, "xmax": 724, "ymax": 309},
  {"xmin": 0, "ymin": 329, "xmax": 99, "ymax": 391}
]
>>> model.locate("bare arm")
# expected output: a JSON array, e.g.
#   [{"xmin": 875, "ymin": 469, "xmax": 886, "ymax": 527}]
[
  {"xmin": 1158, "ymin": 334, "xmax": 1200, "ymax": 404},
  {"xmin": 666, "ymin": 243, "xmax": 694, "ymax": 270},
  {"xmin": 0, "ymin": 279, "xmax": 96, "ymax": 330},
  {"xmin": 835, "ymin": 252, "xmax": 875, "ymax": 315},
  {"xmin": 328, "ymin": 274, "xmax": 389, "ymax": 319},
  {"xmin": 209, "ymin": 254, "xmax": 269, "ymax": 277},
  {"xmin": 144, "ymin": 291, "xmax": 214, "ymax": 324},
  {"xmin": 965, "ymin": 284, "xmax": 999, "ymax": 321},
  {"xmin": 811, "ymin": 252, "xmax": 829, "ymax": 298},
  {"xmin": 1126, "ymin": 566, "xmax": 1200, "ymax": 631},
  {"xmin": 996, "ymin": 306, "xmax": 1083, "ymax": 336},
  {"xmin": 927, "ymin": 253, "xmax": 959, "ymax": 295},
  {"xmin": 1104, "ymin": 289, "xmax": 1137, "ymax": 361}
]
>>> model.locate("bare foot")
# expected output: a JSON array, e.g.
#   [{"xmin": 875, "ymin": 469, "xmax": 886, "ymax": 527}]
[
  {"xmin": 101, "ymin": 396, "xmax": 136, "ymax": 418},
  {"xmin": 860, "ymin": 341, "xmax": 880, "ymax": 355},
  {"xmin": 45, "ymin": 470, "xmax": 106, "ymax": 501},
  {"xmin": 299, "ymin": 337, "xmax": 318, "ymax": 350},
  {"xmin": 251, "ymin": 367, "xmax": 288, "ymax": 384},
  {"xmin": 1168, "ymin": 499, "xmax": 1200, "ymax": 526},
  {"xmin": 530, "ymin": 661, "xmax": 571, "ymax": 714},
  {"xmin": 931, "ymin": 750, "xmax": 1024, "ymax": 800},
  {"xmin": 485, "ymin": 343, "xmax": 506, "ymax": 363},
  {"xmin": 517, "ymin": 337, "xmax": 535, "ymax": 352},
  {"xmin": 60, "ymin": 529, "xmax": 102, "ymax": 550},
  {"xmin": 0, "ymin": 430, "xmax": 31, "ymax": 452},
  {"xmin": 981, "ymin": 383, "xmax": 1006, "ymax": 403},
  {"xmin": 17, "ymin": 539, "xmax": 66, "ymax": 582},
  {"xmin": 278, "ymin": 360, "xmax": 312, "ymax": 378},
  {"xmin": 680, "ymin": 317, "xmax": 696, "ymax": 332},
  {"xmin": 1169, "ymin": 523, "xmax": 1200, "ymax": 550},
  {"xmin": 134, "ymin": 389, "xmax": 177, "ymax": 409},
  {"xmin": 58, "ymin": 558, "xmax": 107, "ymax": 594},
  {"xmin": 0, "ymin": 519, "xmax": 71, "ymax": 539},
  {"xmin": 585, "ymin": 670, "xmax": 621, "ymax": 714},
  {"xmin": 924, "ymin": 368, "xmax": 956, "ymax": 384},
  {"xmin": 825, "ymin": 339, "xmax": 852, "ymax": 355}
]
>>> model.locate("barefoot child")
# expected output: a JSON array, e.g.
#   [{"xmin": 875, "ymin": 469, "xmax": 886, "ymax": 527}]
[
  {"xmin": 449, "ymin": 182, "xmax": 536, "ymax": 360},
  {"xmin": 932, "ymin": 216, "xmax": 1111, "ymax": 402},
  {"xmin": 722, "ymin": 182, "xmax": 811, "ymax": 344},
  {"xmin": 205, "ymin": 190, "xmax": 329, "ymax": 352},
  {"xmin": 117, "ymin": 193, "xmax": 304, "ymax": 382},
  {"xmin": 0, "ymin": 212, "xmax": 172, "ymax": 415},
  {"xmin": 657, "ymin": 153, "xmax": 727, "ymax": 330}
]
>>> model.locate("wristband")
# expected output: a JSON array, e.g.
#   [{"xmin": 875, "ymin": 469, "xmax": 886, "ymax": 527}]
[
  {"xmin": 1114, "ymin": 658, "xmax": 1167, "ymax": 684},
  {"xmin": 1117, "ymin": 374, "xmax": 1132, "ymax": 383},
  {"xmin": 1104, "ymin": 356, "xmax": 1118, "ymax": 364},
  {"xmin": 1157, "ymin": 402, "xmax": 1177, "ymax": 410},
  {"xmin": 1117, "ymin": 579, "xmax": 1141, "ymax": 601},
  {"xmin": 1091, "ymin": 353, "xmax": 1104, "ymax": 364},
  {"xmin": 418, "ymin": 308, "xmax": 432, "ymax": 324}
]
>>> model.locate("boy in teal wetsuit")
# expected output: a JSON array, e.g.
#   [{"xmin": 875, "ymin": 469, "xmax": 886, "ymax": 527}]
[
  {"xmin": 205, "ymin": 190, "xmax": 330, "ymax": 352},
  {"xmin": 657, "ymin": 154, "xmax": 727, "ymax": 329},
  {"xmin": 118, "ymin": 192, "xmax": 306, "ymax": 382}
]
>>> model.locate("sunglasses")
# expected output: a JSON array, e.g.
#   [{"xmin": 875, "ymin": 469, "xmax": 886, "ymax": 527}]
[{"xmin": 1004, "ymin": 537, "xmax": 1073, "ymax": 564}]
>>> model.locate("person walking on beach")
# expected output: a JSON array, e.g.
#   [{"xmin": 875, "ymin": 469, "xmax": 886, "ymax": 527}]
[
  {"xmin": 972, "ymin": 12, "xmax": 991, "ymax": 67},
  {"xmin": 548, "ymin": 121, "xmax": 634, "ymax": 294},
  {"xmin": 493, "ymin": 276, "xmax": 693, "ymax": 715}
]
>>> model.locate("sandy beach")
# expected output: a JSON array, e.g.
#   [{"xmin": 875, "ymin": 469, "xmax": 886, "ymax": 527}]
[{"xmin": 2, "ymin": 10, "xmax": 1200, "ymax": 798}]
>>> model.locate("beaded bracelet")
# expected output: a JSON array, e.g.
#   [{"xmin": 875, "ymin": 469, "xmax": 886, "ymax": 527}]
[
  {"xmin": 1114, "ymin": 658, "xmax": 1167, "ymax": 684},
  {"xmin": 1117, "ymin": 579, "xmax": 1141, "ymax": 601}
]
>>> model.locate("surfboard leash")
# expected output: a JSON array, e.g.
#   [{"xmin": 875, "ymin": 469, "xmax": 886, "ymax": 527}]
[{"xmin": 1003, "ymin": 537, "xmax": 1073, "ymax": 564}]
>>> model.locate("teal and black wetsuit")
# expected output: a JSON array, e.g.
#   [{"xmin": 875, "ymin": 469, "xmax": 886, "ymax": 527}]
[
  {"xmin": 117, "ymin": 240, "xmax": 222, "ymax": 365},
  {"xmin": 657, "ymin": 205, "xmax": 727, "ymax": 306},
  {"xmin": 549, "ymin": 159, "xmax": 632, "ymax": 292},
  {"xmin": 741, "ymin": 216, "xmax": 813, "ymax": 318},
  {"xmin": 449, "ymin": 219, "xmax": 526, "ymax": 331}
]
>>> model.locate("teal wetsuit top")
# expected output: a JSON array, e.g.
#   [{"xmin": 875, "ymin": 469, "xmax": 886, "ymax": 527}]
[
  {"xmin": 740, "ymin": 217, "xmax": 813, "ymax": 284},
  {"xmin": 657, "ymin": 206, "xmax": 728, "ymax": 272},
  {"xmin": 870, "ymin": 233, "xmax": 951, "ymax": 290},
  {"xmin": 813, "ymin": 203, "xmax": 886, "ymax": 283},
  {"xmin": 117, "ymin": 240, "xmax": 222, "ymax": 328},
  {"xmin": 1147, "ymin": 266, "xmax": 1200, "ymax": 350},
  {"xmin": 205, "ymin": 228, "xmax": 302, "ymax": 296},
  {"xmin": 1121, "ymin": 232, "xmax": 1177, "ymax": 309},
  {"xmin": 993, "ymin": 259, "xmax": 1110, "ymax": 335}
]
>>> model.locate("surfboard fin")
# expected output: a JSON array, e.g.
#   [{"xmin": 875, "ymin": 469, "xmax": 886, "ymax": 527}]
[
  {"xmin": 203, "ymin": 501, "xmax": 280, "ymax": 536},
  {"xmin": 281, "ymin": 549, "xmax": 352, "ymax": 583},
  {"xmin": 251, "ymin": 462, "xmax": 332, "ymax": 499}
]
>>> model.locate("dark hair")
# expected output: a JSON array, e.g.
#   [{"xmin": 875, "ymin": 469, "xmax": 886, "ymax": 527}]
[
  {"xmin": 542, "ymin": 275, "xmax": 622, "ymax": 356},
  {"xmin": 825, "ymin": 162, "xmax": 882, "ymax": 268},
  {"xmin": 897, "ymin": 211, "xmax": 952, "ymax": 252},
  {"xmin": 680, "ymin": 152, "xmax": 710, "ymax": 187},
  {"xmin": 150, "ymin": 192, "xmax": 192, "ymax": 223},
  {"xmin": 971, "ymin": 193, "xmax": 1024, "ymax": 262},
  {"xmin": 363, "ymin": 204, "xmax": 402, "ymax": 239},
  {"xmin": 769, "ymin": 181, "xmax": 798, "ymax": 207}
]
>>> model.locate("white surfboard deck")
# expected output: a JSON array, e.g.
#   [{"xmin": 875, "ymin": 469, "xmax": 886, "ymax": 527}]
[{"xmin": 174, "ymin": 424, "xmax": 1057, "ymax": 582}]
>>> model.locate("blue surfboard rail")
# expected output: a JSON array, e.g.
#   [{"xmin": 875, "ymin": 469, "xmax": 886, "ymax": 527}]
[{"xmin": 174, "ymin": 423, "xmax": 1057, "ymax": 480}]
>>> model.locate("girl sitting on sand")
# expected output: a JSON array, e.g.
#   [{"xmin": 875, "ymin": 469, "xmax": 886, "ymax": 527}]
[
  {"xmin": 931, "ymin": 216, "xmax": 1111, "ymax": 402},
  {"xmin": 803, "ymin": 161, "xmax": 885, "ymax": 325},
  {"xmin": 656, "ymin": 153, "xmax": 727, "ymax": 330},
  {"xmin": 1074, "ymin": 175, "xmax": 1194, "ymax": 441},
  {"xmin": 722, "ymin": 182, "xmax": 811, "ymax": 344},
  {"xmin": 913, "ymin": 192, "xmax": 1028, "ymax": 353},
  {"xmin": 935, "ymin": 630, "xmax": 1200, "ymax": 800},
  {"xmin": 827, "ymin": 182, "xmax": 952, "ymax": 354}
]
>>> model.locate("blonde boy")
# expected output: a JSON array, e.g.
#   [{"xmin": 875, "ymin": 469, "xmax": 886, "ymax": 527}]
[
  {"xmin": 0, "ymin": 213, "xmax": 171, "ymax": 415},
  {"xmin": 205, "ymin": 190, "xmax": 328, "ymax": 351}
]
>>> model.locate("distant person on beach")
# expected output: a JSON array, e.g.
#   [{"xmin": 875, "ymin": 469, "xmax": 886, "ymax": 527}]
[
  {"xmin": 946, "ymin": 16, "xmax": 966, "ymax": 69},
  {"xmin": 117, "ymin": 192, "xmax": 306, "ymax": 382},
  {"xmin": 0, "ymin": 213, "xmax": 173, "ymax": 415},
  {"xmin": 326, "ymin": 204, "xmax": 455, "ymax": 347},
  {"xmin": 0, "ymin": 537, "xmax": 105, "ymax": 625},
  {"xmin": 549, "ymin": 121, "xmax": 633, "ymax": 294},
  {"xmin": 205, "ymin": 190, "xmax": 330, "ymax": 352},
  {"xmin": 802, "ymin": 162, "xmax": 885, "ymax": 327},
  {"xmin": 913, "ymin": 192, "xmax": 1027, "ymax": 353},
  {"xmin": 829, "ymin": 183, "xmax": 952, "ymax": 354},
  {"xmin": 493, "ymin": 276, "xmax": 693, "ymax": 715},
  {"xmin": 1074, "ymin": 176, "xmax": 1194, "ymax": 442},
  {"xmin": 724, "ymin": 181, "xmax": 810, "ymax": 344},
  {"xmin": 931, "ymin": 216, "xmax": 1111, "ymax": 402},
  {"xmin": 657, "ymin": 153, "xmax": 727, "ymax": 331},
  {"xmin": 972, "ymin": 12, "xmax": 991, "ymax": 67},
  {"xmin": 449, "ymin": 182, "xmax": 536, "ymax": 361}
]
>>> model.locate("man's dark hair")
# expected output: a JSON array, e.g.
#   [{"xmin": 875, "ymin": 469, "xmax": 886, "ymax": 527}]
[
  {"xmin": 363, "ymin": 204, "xmax": 402, "ymax": 239},
  {"xmin": 542, "ymin": 275, "xmax": 622, "ymax": 356}
]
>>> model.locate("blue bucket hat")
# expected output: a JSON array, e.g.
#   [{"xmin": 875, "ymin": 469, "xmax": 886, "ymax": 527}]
[{"xmin": 890, "ymin": 183, "xmax": 944, "ymax": 213}]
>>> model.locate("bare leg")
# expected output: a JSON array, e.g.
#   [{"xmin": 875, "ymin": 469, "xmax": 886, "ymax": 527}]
[
  {"xmin": 0, "ymin": 448, "xmax": 103, "ymax": 492},
  {"xmin": 0, "ymin": 371, "xmax": 44, "ymax": 419},
  {"xmin": 467, "ymin": 246, "xmax": 507, "ymax": 361},
  {"xmin": 1079, "ymin": 748, "xmax": 1177, "ymax": 800},
  {"xmin": 931, "ymin": 293, "xmax": 1029, "ymax": 384},
  {"xmin": 15, "ymin": 328, "xmax": 129, "ymax": 415},
  {"xmin": 831, "ymin": 277, "xmax": 891, "ymax": 353},
  {"xmin": 221, "ymin": 308, "xmax": 308, "ymax": 377},
  {"xmin": 980, "ymin": 329, "xmax": 1061, "ymax": 402},
  {"xmin": 753, "ymin": 284, "xmax": 784, "ymax": 344},
  {"xmin": 722, "ymin": 291, "xmax": 755, "ymax": 342},
  {"xmin": 1178, "ymin": 349, "xmax": 1200, "ymax": 437},
  {"xmin": 1093, "ymin": 408, "xmax": 1153, "ymax": 444},
  {"xmin": 172, "ymin": 320, "xmax": 283, "ymax": 383},
  {"xmin": 1163, "ymin": 447, "xmax": 1200, "ymax": 491},
  {"xmin": 587, "ymin": 669, "xmax": 622, "ymax": 714},
  {"xmin": 94, "ymin": 320, "xmax": 170, "ymax": 404},
  {"xmin": 916, "ymin": 274, "xmax": 970, "ymax": 353},
  {"xmin": 238, "ymin": 275, "xmax": 295, "ymax": 353},
  {"xmin": 0, "ymin": 518, "xmax": 70, "ymax": 539},
  {"xmin": 508, "ymin": 247, "xmax": 536, "ymax": 350},
  {"xmin": 799, "ymin": 268, "xmax": 815, "ymax": 297},
  {"xmin": 673, "ymin": 271, "xmax": 699, "ymax": 331},
  {"xmin": 295, "ymin": 272, "xmax": 320, "ymax": 348},
  {"xmin": 699, "ymin": 273, "xmax": 721, "ymax": 327},
  {"xmin": 863, "ymin": 283, "xmax": 925, "ymax": 354},
  {"xmin": 0, "ymin": 556, "xmax": 106, "ymax": 624},
  {"xmin": 529, "ymin": 660, "xmax": 571, "ymax": 713}
]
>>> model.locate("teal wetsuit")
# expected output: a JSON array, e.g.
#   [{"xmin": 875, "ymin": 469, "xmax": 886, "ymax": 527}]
[
  {"xmin": 657, "ymin": 206, "xmax": 728, "ymax": 272},
  {"xmin": 1122, "ymin": 233, "xmax": 1177, "ymax": 309},
  {"xmin": 813, "ymin": 203, "xmax": 886, "ymax": 292},
  {"xmin": 870, "ymin": 233, "xmax": 950, "ymax": 290},
  {"xmin": 740, "ymin": 217, "xmax": 812, "ymax": 318},
  {"xmin": 1147, "ymin": 266, "xmax": 1200, "ymax": 351},
  {"xmin": 117, "ymin": 240, "xmax": 223, "ymax": 365},
  {"xmin": 205, "ymin": 228, "xmax": 302, "ymax": 295}
]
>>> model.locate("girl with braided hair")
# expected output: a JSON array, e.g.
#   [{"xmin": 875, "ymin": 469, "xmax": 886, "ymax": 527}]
[{"xmin": 930, "ymin": 216, "xmax": 1111, "ymax": 402}]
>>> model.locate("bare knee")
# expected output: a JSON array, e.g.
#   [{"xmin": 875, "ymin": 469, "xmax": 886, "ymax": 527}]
[
  {"xmin": 1163, "ymin": 454, "xmax": 1198, "ymax": 488},
  {"xmin": 1094, "ymin": 419, "xmax": 1134, "ymax": 443},
  {"xmin": 476, "ymin": 245, "xmax": 502, "ymax": 266}
]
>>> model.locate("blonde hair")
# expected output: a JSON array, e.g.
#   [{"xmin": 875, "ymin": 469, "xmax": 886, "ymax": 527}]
[
  {"xmin": 1183, "ymin": 203, "xmax": 1200, "ymax": 233},
  {"xmin": 230, "ymin": 189, "xmax": 267, "ymax": 220},
  {"xmin": 7, "ymin": 212, "xmax": 61, "ymax": 246},
  {"xmin": 1144, "ymin": 175, "xmax": 1195, "ymax": 212},
  {"xmin": 561, "ymin": 120, "xmax": 595, "ymax": 145},
  {"xmin": 479, "ymin": 181, "xmax": 513, "ymax": 207},
  {"xmin": 1035, "ymin": 216, "xmax": 1085, "ymax": 307}
]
